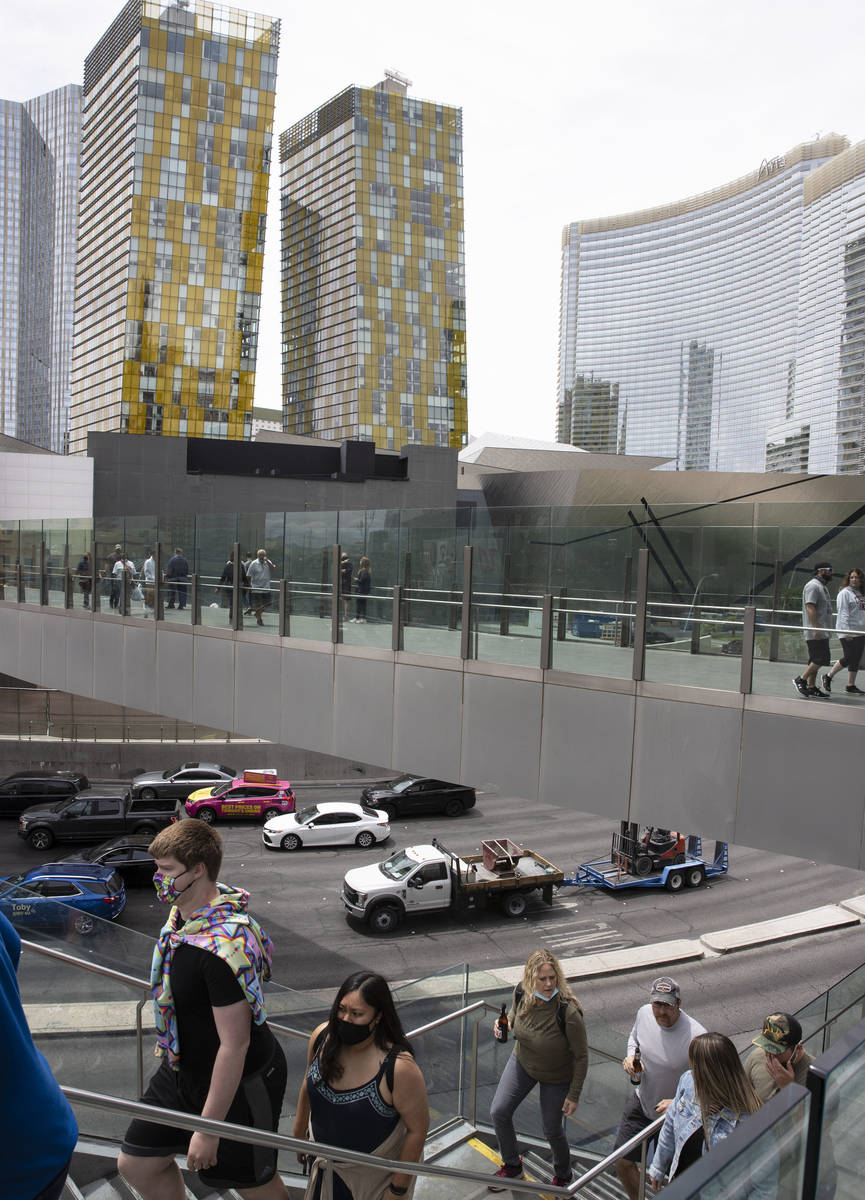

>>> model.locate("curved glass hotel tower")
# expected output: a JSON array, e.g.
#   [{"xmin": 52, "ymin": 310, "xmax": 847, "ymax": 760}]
[{"xmin": 557, "ymin": 135, "xmax": 865, "ymax": 474}]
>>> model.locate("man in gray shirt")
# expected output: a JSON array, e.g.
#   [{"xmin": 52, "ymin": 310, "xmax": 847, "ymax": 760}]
[
  {"xmin": 246, "ymin": 548, "xmax": 276, "ymax": 626},
  {"xmin": 613, "ymin": 977, "xmax": 706, "ymax": 1200},
  {"xmin": 793, "ymin": 562, "xmax": 834, "ymax": 698}
]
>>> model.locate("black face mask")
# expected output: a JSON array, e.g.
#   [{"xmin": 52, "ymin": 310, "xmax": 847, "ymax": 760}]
[{"xmin": 335, "ymin": 1018, "xmax": 376, "ymax": 1046}]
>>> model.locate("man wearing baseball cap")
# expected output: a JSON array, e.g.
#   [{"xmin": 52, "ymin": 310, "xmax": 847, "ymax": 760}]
[
  {"xmin": 793, "ymin": 563, "xmax": 834, "ymax": 698},
  {"xmin": 744, "ymin": 1012, "xmax": 813, "ymax": 1103},
  {"xmin": 614, "ymin": 978, "xmax": 706, "ymax": 1200}
]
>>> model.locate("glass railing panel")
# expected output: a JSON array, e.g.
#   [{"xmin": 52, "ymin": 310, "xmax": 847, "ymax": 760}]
[
  {"xmin": 159, "ymin": 578, "xmax": 192, "ymax": 623},
  {"xmin": 0, "ymin": 519, "xmax": 20, "ymax": 600},
  {"xmin": 644, "ymin": 607, "xmax": 744, "ymax": 691},
  {"xmin": 551, "ymin": 603, "xmax": 636, "ymax": 678},
  {"xmin": 342, "ymin": 592, "xmax": 393, "ymax": 647},
  {"xmin": 660, "ymin": 1084, "xmax": 810, "ymax": 1199},
  {"xmin": 810, "ymin": 1018, "xmax": 865, "ymax": 1197},
  {"xmin": 472, "ymin": 599, "xmax": 543, "ymax": 667},
  {"xmin": 402, "ymin": 590, "xmax": 463, "ymax": 657},
  {"xmin": 751, "ymin": 610, "xmax": 818, "ymax": 700}
]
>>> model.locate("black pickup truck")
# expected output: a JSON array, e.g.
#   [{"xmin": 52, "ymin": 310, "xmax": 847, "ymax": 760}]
[{"xmin": 17, "ymin": 787, "xmax": 177, "ymax": 851}]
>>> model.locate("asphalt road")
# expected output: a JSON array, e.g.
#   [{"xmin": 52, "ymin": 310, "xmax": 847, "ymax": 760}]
[{"xmin": 4, "ymin": 783, "xmax": 865, "ymax": 993}]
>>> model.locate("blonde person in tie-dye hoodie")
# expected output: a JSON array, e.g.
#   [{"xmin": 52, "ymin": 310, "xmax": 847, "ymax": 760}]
[{"xmin": 118, "ymin": 821, "xmax": 290, "ymax": 1200}]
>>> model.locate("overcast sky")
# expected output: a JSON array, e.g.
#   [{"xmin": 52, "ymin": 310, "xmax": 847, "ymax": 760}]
[{"xmin": 5, "ymin": 0, "xmax": 865, "ymax": 442}]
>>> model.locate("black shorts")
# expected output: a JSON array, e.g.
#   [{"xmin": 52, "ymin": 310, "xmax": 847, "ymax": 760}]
[
  {"xmin": 839, "ymin": 636, "xmax": 865, "ymax": 672},
  {"xmin": 614, "ymin": 1091, "xmax": 654, "ymax": 1164},
  {"xmin": 252, "ymin": 589, "xmax": 271, "ymax": 608},
  {"xmin": 121, "ymin": 1040, "xmax": 286, "ymax": 1189},
  {"xmin": 806, "ymin": 638, "xmax": 831, "ymax": 667}
]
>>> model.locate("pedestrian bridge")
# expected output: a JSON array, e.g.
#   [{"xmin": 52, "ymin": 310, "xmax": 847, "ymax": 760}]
[{"xmin": 1, "ymin": 520, "xmax": 863, "ymax": 868}]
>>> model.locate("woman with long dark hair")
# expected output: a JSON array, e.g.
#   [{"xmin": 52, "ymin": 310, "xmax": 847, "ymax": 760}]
[
  {"xmin": 649, "ymin": 1032, "xmax": 762, "ymax": 1189},
  {"xmin": 294, "ymin": 971, "xmax": 429, "ymax": 1200}
]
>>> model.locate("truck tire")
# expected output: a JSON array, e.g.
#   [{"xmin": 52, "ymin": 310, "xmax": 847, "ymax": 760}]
[
  {"xmin": 443, "ymin": 797, "xmax": 465, "ymax": 817},
  {"xmin": 139, "ymin": 787, "xmax": 157, "ymax": 800},
  {"xmin": 368, "ymin": 904, "xmax": 402, "ymax": 934},
  {"xmin": 28, "ymin": 828, "xmax": 54, "ymax": 851},
  {"xmin": 685, "ymin": 866, "xmax": 706, "ymax": 888},
  {"xmin": 665, "ymin": 870, "xmax": 685, "ymax": 893},
  {"xmin": 634, "ymin": 855, "xmax": 654, "ymax": 877},
  {"xmin": 134, "ymin": 823, "xmax": 158, "ymax": 835},
  {"xmin": 196, "ymin": 807, "xmax": 216, "ymax": 825},
  {"xmin": 501, "ymin": 892, "xmax": 527, "ymax": 918}
]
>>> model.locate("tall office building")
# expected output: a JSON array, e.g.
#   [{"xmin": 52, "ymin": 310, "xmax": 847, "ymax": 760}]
[
  {"xmin": 0, "ymin": 86, "xmax": 80, "ymax": 453},
  {"xmin": 70, "ymin": 0, "xmax": 279, "ymax": 454},
  {"xmin": 280, "ymin": 73, "xmax": 468, "ymax": 450},
  {"xmin": 557, "ymin": 135, "xmax": 865, "ymax": 474}
]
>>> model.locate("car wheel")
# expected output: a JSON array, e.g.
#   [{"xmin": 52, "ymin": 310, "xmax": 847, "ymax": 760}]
[
  {"xmin": 196, "ymin": 807, "xmax": 216, "ymax": 825},
  {"xmin": 28, "ymin": 828, "xmax": 54, "ymax": 851},
  {"xmin": 633, "ymin": 854, "xmax": 654, "ymax": 877},
  {"xmin": 443, "ymin": 797, "xmax": 465, "ymax": 818},
  {"xmin": 368, "ymin": 904, "xmax": 402, "ymax": 934},
  {"xmin": 281, "ymin": 833, "xmax": 302, "ymax": 851},
  {"xmin": 501, "ymin": 892, "xmax": 527, "ymax": 918},
  {"xmin": 140, "ymin": 787, "xmax": 157, "ymax": 800},
  {"xmin": 262, "ymin": 808, "xmax": 282, "ymax": 823},
  {"xmin": 135, "ymin": 823, "xmax": 157, "ymax": 835},
  {"xmin": 665, "ymin": 870, "xmax": 685, "ymax": 893},
  {"xmin": 355, "ymin": 831, "xmax": 375, "ymax": 848},
  {"xmin": 73, "ymin": 912, "xmax": 96, "ymax": 935},
  {"xmin": 685, "ymin": 866, "xmax": 706, "ymax": 888}
]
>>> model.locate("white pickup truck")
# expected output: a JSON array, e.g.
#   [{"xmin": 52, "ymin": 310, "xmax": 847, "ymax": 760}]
[{"xmin": 341, "ymin": 837, "xmax": 564, "ymax": 934}]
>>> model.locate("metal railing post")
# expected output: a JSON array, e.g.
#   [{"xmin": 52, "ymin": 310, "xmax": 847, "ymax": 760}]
[
  {"xmin": 90, "ymin": 542, "xmax": 99, "ymax": 612},
  {"xmin": 468, "ymin": 1017, "xmax": 480, "ymax": 1127},
  {"xmin": 154, "ymin": 543, "xmax": 163, "ymax": 621},
  {"xmin": 332, "ymin": 544, "xmax": 342, "ymax": 644},
  {"xmin": 231, "ymin": 541, "xmax": 241, "ymax": 632},
  {"xmin": 279, "ymin": 579, "xmax": 290, "ymax": 637},
  {"xmin": 540, "ymin": 594, "xmax": 553, "ymax": 670},
  {"xmin": 16, "ymin": 563, "xmax": 24, "ymax": 603},
  {"xmin": 769, "ymin": 557, "xmax": 783, "ymax": 662},
  {"xmin": 120, "ymin": 561, "xmax": 129, "ymax": 616},
  {"xmin": 460, "ymin": 545, "xmax": 473, "ymax": 661},
  {"xmin": 689, "ymin": 604, "xmax": 702, "ymax": 654},
  {"xmin": 740, "ymin": 605, "xmax": 756, "ymax": 694},
  {"xmin": 63, "ymin": 543, "xmax": 72, "ymax": 609},
  {"xmin": 40, "ymin": 540, "xmax": 47, "ymax": 606},
  {"xmin": 632, "ymin": 548, "xmax": 649, "ymax": 682},
  {"xmin": 619, "ymin": 554, "xmax": 633, "ymax": 648},
  {"xmin": 556, "ymin": 585, "xmax": 567, "ymax": 641},
  {"xmin": 392, "ymin": 585, "xmax": 404, "ymax": 652},
  {"xmin": 499, "ymin": 552, "xmax": 511, "ymax": 636},
  {"xmin": 190, "ymin": 573, "xmax": 200, "ymax": 625},
  {"xmin": 402, "ymin": 551, "xmax": 412, "ymax": 627}
]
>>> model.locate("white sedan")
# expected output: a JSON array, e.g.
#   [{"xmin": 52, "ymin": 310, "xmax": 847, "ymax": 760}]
[{"xmin": 262, "ymin": 801, "xmax": 390, "ymax": 852}]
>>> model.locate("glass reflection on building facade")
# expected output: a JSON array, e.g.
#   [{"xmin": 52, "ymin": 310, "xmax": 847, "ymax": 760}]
[
  {"xmin": 69, "ymin": 0, "xmax": 279, "ymax": 454},
  {"xmin": 557, "ymin": 135, "xmax": 865, "ymax": 474},
  {"xmin": 0, "ymin": 90, "xmax": 78, "ymax": 453},
  {"xmin": 280, "ymin": 74, "xmax": 468, "ymax": 450}
]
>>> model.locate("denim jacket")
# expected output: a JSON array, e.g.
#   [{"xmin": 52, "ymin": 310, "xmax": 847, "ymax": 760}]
[{"xmin": 649, "ymin": 1070, "xmax": 744, "ymax": 1183}]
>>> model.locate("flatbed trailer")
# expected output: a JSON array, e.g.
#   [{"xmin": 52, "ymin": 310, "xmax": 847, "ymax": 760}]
[
  {"xmin": 563, "ymin": 830, "xmax": 728, "ymax": 893},
  {"xmin": 432, "ymin": 837, "xmax": 564, "ymax": 910}
]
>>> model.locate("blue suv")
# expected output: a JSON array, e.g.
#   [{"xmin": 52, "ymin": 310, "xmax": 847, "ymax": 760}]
[{"xmin": 0, "ymin": 863, "xmax": 126, "ymax": 935}]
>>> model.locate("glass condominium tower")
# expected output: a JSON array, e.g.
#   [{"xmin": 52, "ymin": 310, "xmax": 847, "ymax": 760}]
[
  {"xmin": 280, "ymin": 73, "xmax": 468, "ymax": 450},
  {"xmin": 69, "ymin": 0, "xmax": 279, "ymax": 454},
  {"xmin": 0, "ymin": 86, "xmax": 80, "ymax": 453},
  {"xmin": 557, "ymin": 134, "xmax": 865, "ymax": 474}
]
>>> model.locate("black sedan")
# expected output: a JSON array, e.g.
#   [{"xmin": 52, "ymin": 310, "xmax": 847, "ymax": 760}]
[
  {"xmin": 359, "ymin": 775, "xmax": 476, "ymax": 819},
  {"xmin": 130, "ymin": 762, "xmax": 237, "ymax": 800},
  {"xmin": 58, "ymin": 834, "xmax": 156, "ymax": 886}
]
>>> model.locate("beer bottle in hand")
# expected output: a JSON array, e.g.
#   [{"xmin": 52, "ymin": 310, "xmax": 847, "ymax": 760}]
[
  {"xmin": 630, "ymin": 1041, "xmax": 642, "ymax": 1086},
  {"xmin": 495, "ymin": 1004, "xmax": 509, "ymax": 1043}
]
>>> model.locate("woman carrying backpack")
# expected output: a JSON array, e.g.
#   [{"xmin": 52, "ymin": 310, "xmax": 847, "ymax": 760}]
[{"xmin": 488, "ymin": 949, "xmax": 588, "ymax": 1190}]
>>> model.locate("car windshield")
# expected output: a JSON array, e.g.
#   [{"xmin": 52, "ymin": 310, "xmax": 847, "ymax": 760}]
[
  {"xmin": 218, "ymin": 766, "xmax": 234, "ymax": 776},
  {"xmin": 161, "ymin": 771, "xmax": 173, "ymax": 780},
  {"xmin": 390, "ymin": 775, "xmax": 420, "ymax": 793},
  {"xmin": 297, "ymin": 805, "xmax": 319, "ymax": 823},
  {"xmin": 78, "ymin": 845, "xmax": 102, "ymax": 862},
  {"xmin": 380, "ymin": 851, "xmax": 420, "ymax": 881},
  {"xmin": 211, "ymin": 782, "xmax": 232, "ymax": 797}
]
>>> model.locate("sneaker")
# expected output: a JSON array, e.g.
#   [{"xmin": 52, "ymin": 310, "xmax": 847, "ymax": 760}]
[
  {"xmin": 792, "ymin": 676, "xmax": 810, "ymax": 698},
  {"xmin": 488, "ymin": 1160, "xmax": 523, "ymax": 1191},
  {"xmin": 552, "ymin": 1172, "xmax": 573, "ymax": 1187},
  {"xmin": 821, "ymin": 673, "xmax": 833, "ymax": 695},
  {"xmin": 807, "ymin": 687, "xmax": 828, "ymax": 698},
  {"xmin": 846, "ymin": 685, "xmax": 865, "ymax": 695}
]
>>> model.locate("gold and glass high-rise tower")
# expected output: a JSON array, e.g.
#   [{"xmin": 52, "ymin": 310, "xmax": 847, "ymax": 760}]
[
  {"xmin": 280, "ymin": 73, "xmax": 468, "ymax": 450},
  {"xmin": 69, "ymin": 0, "xmax": 278, "ymax": 453}
]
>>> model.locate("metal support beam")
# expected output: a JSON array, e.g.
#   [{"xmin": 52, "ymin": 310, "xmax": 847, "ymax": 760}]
[
  {"xmin": 740, "ymin": 606, "xmax": 756, "ymax": 694},
  {"xmin": 331, "ymin": 545, "xmax": 342, "ymax": 644},
  {"xmin": 460, "ymin": 545, "xmax": 473, "ymax": 661},
  {"xmin": 231, "ymin": 542, "xmax": 241, "ymax": 632},
  {"xmin": 392, "ymin": 585, "xmax": 404, "ymax": 652},
  {"xmin": 540, "ymin": 594, "xmax": 553, "ymax": 670},
  {"xmin": 632, "ymin": 548, "xmax": 649, "ymax": 681}
]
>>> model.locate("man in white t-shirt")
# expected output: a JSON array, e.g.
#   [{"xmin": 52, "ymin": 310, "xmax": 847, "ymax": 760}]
[
  {"xmin": 142, "ymin": 551, "xmax": 156, "ymax": 615},
  {"xmin": 613, "ymin": 977, "xmax": 706, "ymax": 1200}
]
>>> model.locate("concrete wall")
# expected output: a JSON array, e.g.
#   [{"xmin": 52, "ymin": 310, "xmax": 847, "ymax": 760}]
[
  {"xmin": 0, "ymin": 451, "xmax": 93, "ymax": 520},
  {"xmin": 88, "ymin": 433, "xmax": 458, "ymax": 517},
  {"xmin": 2, "ymin": 600, "xmax": 864, "ymax": 868}
]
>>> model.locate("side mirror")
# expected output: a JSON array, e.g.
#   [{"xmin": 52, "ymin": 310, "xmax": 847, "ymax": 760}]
[{"xmin": 408, "ymin": 877, "xmax": 424, "ymax": 889}]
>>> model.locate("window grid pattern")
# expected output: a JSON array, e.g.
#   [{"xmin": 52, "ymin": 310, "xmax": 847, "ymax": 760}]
[{"xmin": 280, "ymin": 83, "xmax": 468, "ymax": 450}]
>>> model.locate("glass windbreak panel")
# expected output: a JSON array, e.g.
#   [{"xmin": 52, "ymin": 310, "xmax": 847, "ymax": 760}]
[
  {"xmin": 813, "ymin": 1026, "xmax": 865, "ymax": 1197},
  {"xmin": 751, "ymin": 616, "xmax": 819, "ymax": 700},
  {"xmin": 43, "ymin": 520, "xmax": 68, "ymax": 607},
  {"xmin": 160, "ymin": 577, "xmax": 192, "ymax": 624},
  {"xmin": 391, "ymin": 963, "xmax": 468, "ymax": 1133},
  {"xmin": 343, "ymin": 592, "xmax": 392, "ymax": 647},
  {"xmin": 19, "ymin": 520, "xmax": 42, "ymax": 603},
  {"xmin": 284, "ymin": 511, "xmax": 336, "ymax": 643},
  {"xmin": 472, "ymin": 601, "xmax": 543, "ymax": 667},
  {"xmin": 0, "ymin": 519, "xmax": 20, "ymax": 600},
  {"xmin": 661, "ymin": 1085, "xmax": 810, "ymax": 1199},
  {"xmin": 195, "ymin": 513, "xmax": 238, "ymax": 601},
  {"xmin": 644, "ymin": 604, "xmax": 744, "ymax": 691},
  {"xmin": 551, "ymin": 602, "xmax": 635, "ymax": 678},
  {"xmin": 68, "ymin": 520, "xmax": 94, "ymax": 611}
]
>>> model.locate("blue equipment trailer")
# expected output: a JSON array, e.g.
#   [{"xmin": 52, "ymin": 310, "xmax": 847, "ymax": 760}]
[{"xmin": 562, "ymin": 824, "xmax": 728, "ymax": 893}]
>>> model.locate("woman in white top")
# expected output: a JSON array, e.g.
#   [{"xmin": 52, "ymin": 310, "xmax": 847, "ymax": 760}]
[{"xmin": 823, "ymin": 568, "xmax": 865, "ymax": 696}]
